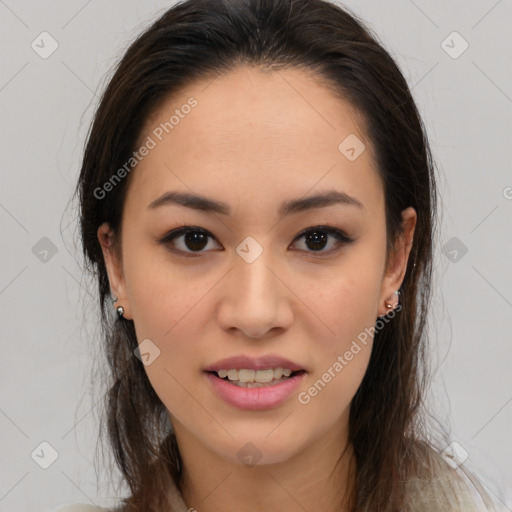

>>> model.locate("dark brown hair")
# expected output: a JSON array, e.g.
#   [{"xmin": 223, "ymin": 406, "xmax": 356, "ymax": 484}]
[{"xmin": 73, "ymin": 0, "xmax": 467, "ymax": 510}]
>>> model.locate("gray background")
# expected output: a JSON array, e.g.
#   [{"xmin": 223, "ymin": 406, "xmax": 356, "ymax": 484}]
[{"xmin": 0, "ymin": 1, "xmax": 511, "ymax": 510}]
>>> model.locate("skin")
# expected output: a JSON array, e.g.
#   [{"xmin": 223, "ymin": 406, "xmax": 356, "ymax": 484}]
[{"xmin": 98, "ymin": 65, "xmax": 416, "ymax": 512}]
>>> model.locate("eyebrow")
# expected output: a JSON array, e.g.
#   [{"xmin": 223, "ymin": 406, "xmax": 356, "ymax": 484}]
[{"xmin": 147, "ymin": 190, "xmax": 365, "ymax": 217}]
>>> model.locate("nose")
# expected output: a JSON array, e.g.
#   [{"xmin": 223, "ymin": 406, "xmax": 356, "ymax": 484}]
[{"xmin": 216, "ymin": 249, "xmax": 294, "ymax": 339}]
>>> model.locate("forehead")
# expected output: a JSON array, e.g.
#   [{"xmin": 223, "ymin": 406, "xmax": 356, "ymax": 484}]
[{"xmin": 127, "ymin": 65, "xmax": 383, "ymax": 218}]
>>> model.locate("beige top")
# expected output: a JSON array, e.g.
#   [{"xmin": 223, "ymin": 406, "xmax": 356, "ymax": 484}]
[
  {"xmin": 52, "ymin": 461, "xmax": 497, "ymax": 512},
  {"xmin": 51, "ymin": 475, "xmax": 189, "ymax": 512},
  {"xmin": 52, "ymin": 506, "xmax": 105, "ymax": 512}
]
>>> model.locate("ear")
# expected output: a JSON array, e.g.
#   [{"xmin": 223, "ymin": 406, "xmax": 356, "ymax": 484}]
[
  {"xmin": 377, "ymin": 207, "xmax": 417, "ymax": 317},
  {"xmin": 97, "ymin": 222, "xmax": 132, "ymax": 320}
]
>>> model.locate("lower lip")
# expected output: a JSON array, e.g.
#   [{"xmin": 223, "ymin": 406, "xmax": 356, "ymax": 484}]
[{"xmin": 205, "ymin": 371, "xmax": 306, "ymax": 410}]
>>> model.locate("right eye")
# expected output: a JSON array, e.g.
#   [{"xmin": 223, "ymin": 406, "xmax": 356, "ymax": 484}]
[{"xmin": 158, "ymin": 226, "xmax": 222, "ymax": 256}]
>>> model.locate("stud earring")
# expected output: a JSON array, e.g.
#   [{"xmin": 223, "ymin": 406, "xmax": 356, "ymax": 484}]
[
  {"xmin": 116, "ymin": 305, "xmax": 125, "ymax": 318},
  {"xmin": 384, "ymin": 290, "xmax": 400, "ymax": 310},
  {"xmin": 376, "ymin": 290, "xmax": 401, "ymax": 320}
]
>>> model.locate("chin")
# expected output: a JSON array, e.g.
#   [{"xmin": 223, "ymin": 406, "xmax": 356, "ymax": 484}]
[{"xmin": 213, "ymin": 434, "xmax": 299, "ymax": 467}]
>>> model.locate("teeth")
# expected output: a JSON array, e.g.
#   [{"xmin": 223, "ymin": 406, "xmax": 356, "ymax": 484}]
[{"xmin": 217, "ymin": 367, "xmax": 294, "ymax": 383}]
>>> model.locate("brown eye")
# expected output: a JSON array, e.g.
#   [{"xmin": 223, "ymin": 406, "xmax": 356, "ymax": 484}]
[
  {"xmin": 304, "ymin": 230, "xmax": 329, "ymax": 251},
  {"xmin": 182, "ymin": 230, "xmax": 209, "ymax": 251},
  {"xmin": 159, "ymin": 227, "xmax": 221, "ymax": 255},
  {"xmin": 159, "ymin": 224, "xmax": 354, "ymax": 257},
  {"xmin": 291, "ymin": 226, "xmax": 354, "ymax": 255}
]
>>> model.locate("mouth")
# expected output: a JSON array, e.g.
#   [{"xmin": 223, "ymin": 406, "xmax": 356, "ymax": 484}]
[
  {"xmin": 206, "ymin": 368, "xmax": 307, "ymax": 388},
  {"xmin": 205, "ymin": 367, "xmax": 308, "ymax": 410}
]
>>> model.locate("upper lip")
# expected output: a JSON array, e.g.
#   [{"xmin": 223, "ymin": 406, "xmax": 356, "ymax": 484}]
[{"xmin": 204, "ymin": 354, "xmax": 306, "ymax": 373}]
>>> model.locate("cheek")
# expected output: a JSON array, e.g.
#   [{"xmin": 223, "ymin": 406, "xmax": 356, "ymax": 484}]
[
  {"xmin": 125, "ymin": 263, "xmax": 212, "ymax": 424},
  {"xmin": 298, "ymin": 281, "xmax": 376, "ymax": 420},
  {"xmin": 121, "ymin": 244, "xmax": 212, "ymax": 413},
  {"xmin": 123, "ymin": 239, "xmax": 207, "ymax": 340},
  {"xmin": 298, "ymin": 254, "xmax": 383, "ymax": 410},
  {"xmin": 305, "ymin": 259, "xmax": 383, "ymax": 351}
]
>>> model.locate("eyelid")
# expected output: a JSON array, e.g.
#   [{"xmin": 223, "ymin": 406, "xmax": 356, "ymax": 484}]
[
  {"xmin": 158, "ymin": 226, "xmax": 220, "ymax": 256},
  {"xmin": 290, "ymin": 225, "xmax": 354, "ymax": 255},
  {"xmin": 293, "ymin": 225, "xmax": 352, "ymax": 243},
  {"xmin": 158, "ymin": 224, "xmax": 354, "ymax": 256}
]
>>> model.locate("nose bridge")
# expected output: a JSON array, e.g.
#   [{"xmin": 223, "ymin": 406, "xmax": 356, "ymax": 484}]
[
  {"xmin": 233, "ymin": 236, "xmax": 279, "ymax": 305},
  {"xmin": 217, "ymin": 236, "xmax": 292, "ymax": 337}
]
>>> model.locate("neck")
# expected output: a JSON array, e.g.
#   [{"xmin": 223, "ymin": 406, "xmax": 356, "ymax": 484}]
[{"xmin": 174, "ymin": 419, "xmax": 356, "ymax": 512}]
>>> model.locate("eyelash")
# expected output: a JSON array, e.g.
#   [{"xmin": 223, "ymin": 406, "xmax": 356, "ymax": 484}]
[{"xmin": 158, "ymin": 225, "xmax": 354, "ymax": 257}]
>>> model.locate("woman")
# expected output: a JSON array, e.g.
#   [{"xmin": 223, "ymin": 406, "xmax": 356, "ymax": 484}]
[{"xmin": 61, "ymin": 0, "xmax": 499, "ymax": 510}]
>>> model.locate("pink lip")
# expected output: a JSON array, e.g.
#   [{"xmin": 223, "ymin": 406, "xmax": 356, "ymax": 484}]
[
  {"xmin": 205, "ymin": 371, "xmax": 307, "ymax": 410},
  {"xmin": 204, "ymin": 354, "xmax": 305, "ymax": 372}
]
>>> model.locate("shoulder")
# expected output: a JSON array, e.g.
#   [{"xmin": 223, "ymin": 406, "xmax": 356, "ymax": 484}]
[
  {"xmin": 404, "ymin": 441, "xmax": 497, "ymax": 511},
  {"xmin": 50, "ymin": 504, "xmax": 110, "ymax": 512}
]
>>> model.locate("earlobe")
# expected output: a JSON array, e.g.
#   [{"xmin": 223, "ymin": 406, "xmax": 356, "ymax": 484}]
[{"xmin": 97, "ymin": 222, "xmax": 132, "ymax": 320}]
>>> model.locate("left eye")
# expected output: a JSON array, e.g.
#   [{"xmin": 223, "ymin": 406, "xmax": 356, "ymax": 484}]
[
  {"xmin": 292, "ymin": 226, "xmax": 354, "ymax": 254},
  {"xmin": 159, "ymin": 225, "xmax": 353, "ymax": 256}
]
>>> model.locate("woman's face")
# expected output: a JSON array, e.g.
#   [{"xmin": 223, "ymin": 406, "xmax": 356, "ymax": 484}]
[{"xmin": 99, "ymin": 65, "xmax": 416, "ymax": 467}]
